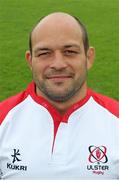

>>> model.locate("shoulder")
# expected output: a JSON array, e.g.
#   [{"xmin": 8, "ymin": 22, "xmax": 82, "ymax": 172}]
[
  {"xmin": 0, "ymin": 90, "xmax": 28, "ymax": 125},
  {"xmin": 90, "ymin": 89, "xmax": 119, "ymax": 118}
]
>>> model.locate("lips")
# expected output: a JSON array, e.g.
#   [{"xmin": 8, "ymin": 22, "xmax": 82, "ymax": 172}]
[
  {"xmin": 46, "ymin": 75, "xmax": 73, "ymax": 82},
  {"xmin": 48, "ymin": 75, "xmax": 72, "ymax": 78}
]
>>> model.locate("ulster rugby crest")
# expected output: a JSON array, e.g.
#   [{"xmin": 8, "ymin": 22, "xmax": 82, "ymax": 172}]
[{"xmin": 87, "ymin": 145, "xmax": 109, "ymax": 176}]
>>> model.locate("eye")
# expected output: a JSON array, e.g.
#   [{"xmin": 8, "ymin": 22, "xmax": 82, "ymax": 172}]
[
  {"xmin": 64, "ymin": 50, "xmax": 79, "ymax": 56},
  {"xmin": 36, "ymin": 51, "xmax": 51, "ymax": 57}
]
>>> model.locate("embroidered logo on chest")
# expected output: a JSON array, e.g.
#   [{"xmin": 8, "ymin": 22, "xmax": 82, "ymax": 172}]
[{"xmin": 87, "ymin": 145, "xmax": 109, "ymax": 176}]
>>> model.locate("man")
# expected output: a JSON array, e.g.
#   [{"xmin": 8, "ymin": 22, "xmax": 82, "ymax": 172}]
[{"xmin": 0, "ymin": 12, "xmax": 119, "ymax": 179}]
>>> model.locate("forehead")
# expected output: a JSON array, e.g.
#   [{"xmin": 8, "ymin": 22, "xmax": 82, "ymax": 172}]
[{"xmin": 31, "ymin": 14, "xmax": 83, "ymax": 49}]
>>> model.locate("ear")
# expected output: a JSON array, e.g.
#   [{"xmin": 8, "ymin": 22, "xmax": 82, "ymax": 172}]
[
  {"xmin": 25, "ymin": 50, "xmax": 32, "ymax": 70},
  {"xmin": 87, "ymin": 47, "xmax": 95, "ymax": 70}
]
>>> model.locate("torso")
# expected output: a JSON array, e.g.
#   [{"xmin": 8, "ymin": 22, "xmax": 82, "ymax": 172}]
[{"xmin": 0, "ymin": 82, "xmax": 119, "ymax": 179}]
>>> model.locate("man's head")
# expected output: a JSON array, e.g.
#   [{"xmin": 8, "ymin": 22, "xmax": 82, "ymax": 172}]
[{"xmin": 26, "ymin": 12, "xmax": 95, "ymax": 103}]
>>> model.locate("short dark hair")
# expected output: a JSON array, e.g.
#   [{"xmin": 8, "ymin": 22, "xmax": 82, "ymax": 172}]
[
  {"xmin": 73, "ymin": 16, "xmax": 89, "ymax": 54},
  {"xmin": 29, "ymin": 15, "xmax": 89, "ymax": 55}
]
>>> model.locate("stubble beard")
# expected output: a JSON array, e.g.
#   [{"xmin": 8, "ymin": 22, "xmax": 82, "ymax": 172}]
[{"xmin": 33, "ymin": 71, "xmax": 87, "ymax": 103}]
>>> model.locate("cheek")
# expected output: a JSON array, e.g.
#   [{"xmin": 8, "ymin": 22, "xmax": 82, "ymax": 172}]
[
  {"xmin": 75, "ymin": 58, "xmax": 87, "ymax": 67},
  {"xmin": 32, "ymin": 61, "xmax": 50, "ymax": 81},
  {"xmin": 74, "ymin": 60, "xmax": 87, "ymax": 75},
  {"xmin": 32, "ymin": 63, "xmax": 43, "ymax": 76}
]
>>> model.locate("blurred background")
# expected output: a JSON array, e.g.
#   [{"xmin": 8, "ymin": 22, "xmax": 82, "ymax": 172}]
[{"xmin": 0, "ymin": 0, "xmax": 119, "ymax": 100}]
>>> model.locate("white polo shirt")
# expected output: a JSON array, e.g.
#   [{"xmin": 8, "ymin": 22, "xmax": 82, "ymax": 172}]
[{"xmin": 0, "ymin": 82, "xmax": 119, "ymax": 179}]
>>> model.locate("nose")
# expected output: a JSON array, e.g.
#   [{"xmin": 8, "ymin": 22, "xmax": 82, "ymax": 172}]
[{"xmin": 50, "ymin": 51, "xmax": 67, "ymax": 70}]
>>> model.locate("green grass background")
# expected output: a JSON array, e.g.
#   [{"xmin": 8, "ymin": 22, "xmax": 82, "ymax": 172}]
[{"xmin": 0, "ymin": 0, "xmax": 119, "ymax": 101}]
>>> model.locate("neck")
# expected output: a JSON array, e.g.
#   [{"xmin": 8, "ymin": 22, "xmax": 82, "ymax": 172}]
[
  {"xmin": 52, "ymin": 83, "xmax": 87, "ymax": 115},
  {"xmin": 36, "ymin": 83, "xmax": 87, "ymax": 115}
]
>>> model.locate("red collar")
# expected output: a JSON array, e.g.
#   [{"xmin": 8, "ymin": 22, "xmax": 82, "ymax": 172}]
[{"xmin": 27, "ymin": 81, "xmax": 92, "ymax": 123}]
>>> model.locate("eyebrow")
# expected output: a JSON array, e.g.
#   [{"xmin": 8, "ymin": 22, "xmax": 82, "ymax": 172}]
[{"xmin": 64, "ymin": 44, "xmax": 81, "ymax": 49}]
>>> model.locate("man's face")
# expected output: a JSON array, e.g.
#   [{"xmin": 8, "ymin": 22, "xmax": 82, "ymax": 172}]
[{"xmin": 27, "ymin": 15, "xmax": 91, "ymax": 102}]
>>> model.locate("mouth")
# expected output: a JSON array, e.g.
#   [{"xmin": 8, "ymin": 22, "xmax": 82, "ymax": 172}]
[{"xmin": 46, "ymin": 75, "xmax": 73, "ymax": 82}]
